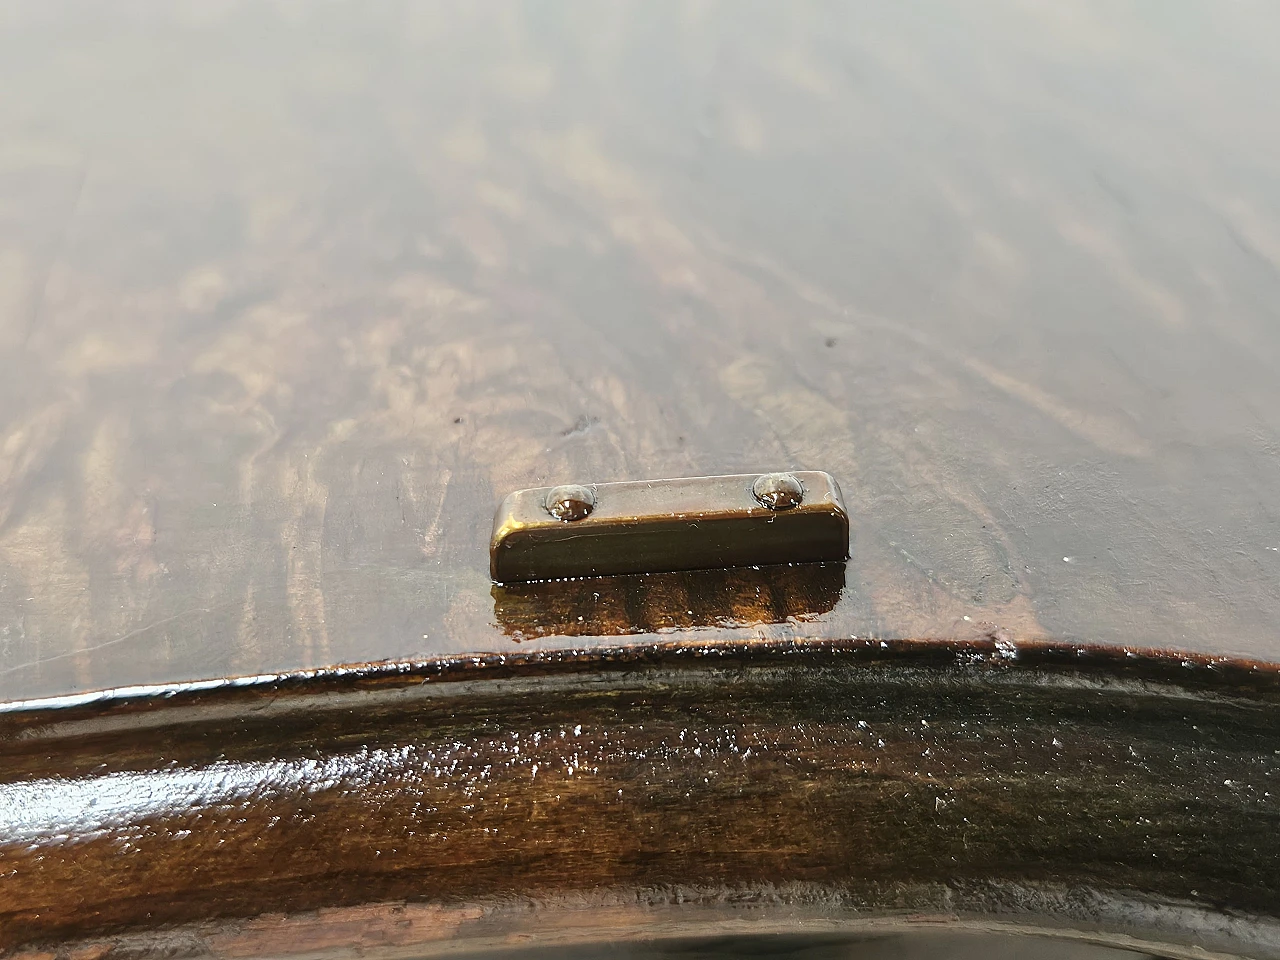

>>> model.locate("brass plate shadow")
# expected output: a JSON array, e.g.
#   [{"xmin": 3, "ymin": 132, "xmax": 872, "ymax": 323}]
[
  {"xmin": 492, "ymin": 561, "xmax": 846, "ymax": 640},
  {"xmin": 490, "ymin": 472, "xmax": 850, "ymax": 583}
]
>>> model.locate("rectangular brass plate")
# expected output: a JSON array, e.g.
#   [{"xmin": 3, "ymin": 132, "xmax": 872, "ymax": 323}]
[{"xmin": 490, "ymin": 472, "xmax": 849, "ymax": 583}]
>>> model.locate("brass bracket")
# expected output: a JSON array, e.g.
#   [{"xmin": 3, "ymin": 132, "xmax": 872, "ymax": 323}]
[{"xmin": 490, "ymin": 472, "xmax": 849, "ymax": 583}]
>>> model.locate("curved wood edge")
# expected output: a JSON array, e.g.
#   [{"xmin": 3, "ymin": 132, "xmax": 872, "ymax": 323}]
[
  {"xmin": 10, "ymin": 886, "xmax": 1280, "ymax": 960},
  {"xmin": 3, "ymin": 642, "xmax": 1280, "ymax": 955},
  {"xmin": 3, "ymin": 634, "xmax": 1280, "ymax": 724}
]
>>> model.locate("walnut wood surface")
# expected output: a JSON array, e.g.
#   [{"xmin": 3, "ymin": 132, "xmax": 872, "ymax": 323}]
[
  {"xmin": 4, "ymin": 651, "xmax": 1280, "ymax": 957},
  {"xmin": 2, "ymin": 2, "xmax": 1280, "ymax": 702}
]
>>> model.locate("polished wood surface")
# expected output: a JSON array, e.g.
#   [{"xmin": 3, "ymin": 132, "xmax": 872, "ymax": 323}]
[
  {"xmin": 2, "ymin": 2, "xmax": 1280, "ymax": 703},
  {"xmin": 3, "ymin": 650, "xmax": 1280, "ymax": 957}
]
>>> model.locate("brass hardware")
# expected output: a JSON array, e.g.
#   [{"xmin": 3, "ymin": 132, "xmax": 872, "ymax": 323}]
[
  {"xmin": 752, "ymin": 472, "xmax": 805, "ymax": 510},
  {"xmin": 490, "ymin": 472, "xmax": 849, "ymax": 583},
  {"xmin": 544, "ymin": 484, "xmax": 595, "ymax": 521}
]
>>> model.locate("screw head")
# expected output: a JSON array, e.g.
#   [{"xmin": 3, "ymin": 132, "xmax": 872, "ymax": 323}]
[
  {"xmin": 545, "ymin": 484, "xmax": 595, "ymax": 521},
  {"xmin": 752, "ymin": 472, "xmax": 805, "ymax": 511}
]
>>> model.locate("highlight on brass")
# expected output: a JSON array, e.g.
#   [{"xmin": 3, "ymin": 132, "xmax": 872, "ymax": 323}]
[{"xmin": 490, "ymin": 472, "xmax": 849, "ymax": 583}]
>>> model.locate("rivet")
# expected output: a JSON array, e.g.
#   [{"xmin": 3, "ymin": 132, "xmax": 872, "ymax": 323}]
[
  {"xmin": 545, "ymin": 484, "xmax": 595, "ymax": 521},
  {"xmin": 752, "ymin": 472, "xmax": 804, "ymax": 511}
]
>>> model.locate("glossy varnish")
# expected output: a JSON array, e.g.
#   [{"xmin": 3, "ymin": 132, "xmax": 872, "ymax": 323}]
[
  {"xmin": 1, "ymin": 2, "xmax": 1280, "ymax": 704},
  {"xmin": 2, "ymin": 645, "xmax": 1280, "ymax": 957}
]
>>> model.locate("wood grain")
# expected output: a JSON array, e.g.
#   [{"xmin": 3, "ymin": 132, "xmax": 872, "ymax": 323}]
[
  {"xmin": 2, "ymin": 650, "xmax": 1280, "ymax": 956},
  {"xmin": 1, "ymin": 1, "xmax": 1279, "ymax": 702}
]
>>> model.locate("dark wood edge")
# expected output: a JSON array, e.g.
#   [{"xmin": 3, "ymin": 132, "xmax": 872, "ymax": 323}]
[
  {"xmin": 5, "ymin": 639, "xmax": 1280, "ymax": 956},
  {"xmin": 4, "ymin": 634, "xmax": 1280, "ymax": 728}
]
